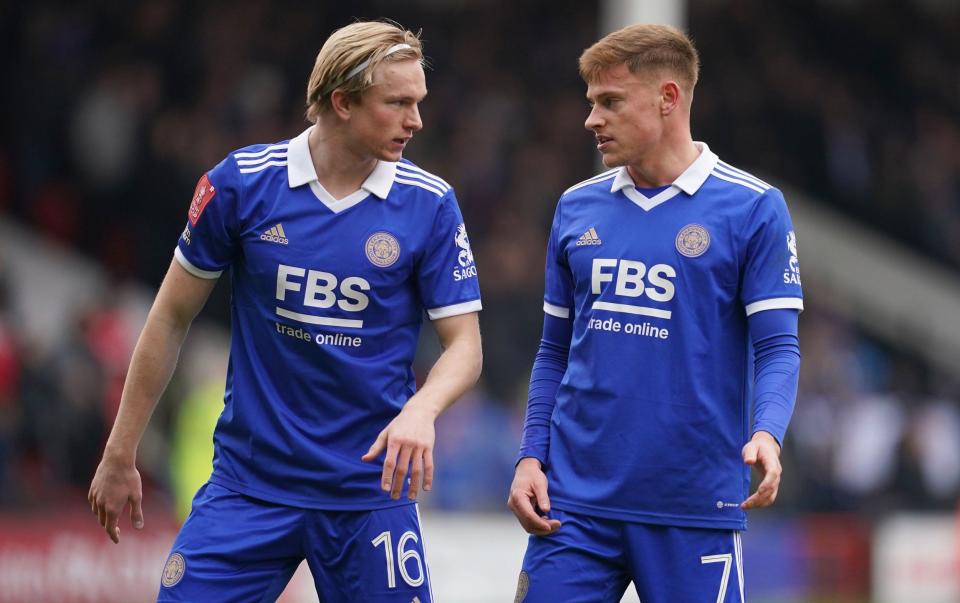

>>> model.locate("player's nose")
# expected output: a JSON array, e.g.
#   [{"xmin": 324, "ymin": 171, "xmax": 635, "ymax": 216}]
[
  {"xmin": 584, "ymin": 106, "xmax": 603, "ymax": 130},
  {"xmin": 405, "ymin": 104, "xmax": 423, "ymax": 132}
]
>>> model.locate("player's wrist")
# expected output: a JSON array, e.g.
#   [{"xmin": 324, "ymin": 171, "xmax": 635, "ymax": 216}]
[
  {"xmin": 403, "ymin": 396, "xmax": 443, "ymax": 420},
  {"xmin": 750, "ymin": 430, "xmax": 781, "ymax": 453},
  {"xmin": 102, "ymin": 442, "xmax": 137, "ymax": 466},
  {"xmin": 517, "ymin": 457, "xmax": 543, "ymax": 471}
]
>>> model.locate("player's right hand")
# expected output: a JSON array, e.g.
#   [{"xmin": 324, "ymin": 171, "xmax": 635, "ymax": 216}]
[
  {"xmin": 88, "ymin": 456, "xmax": 145, "ymax": 544},
  {"xmin": 507, "ymin": 458, "xmax": 561, "ymax": 536}
]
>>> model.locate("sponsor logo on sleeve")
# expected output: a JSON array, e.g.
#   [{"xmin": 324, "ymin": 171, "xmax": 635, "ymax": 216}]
[
  {"xmin": 452, "ymin": 223, "xmax": 477, "ymax": 281},
  {"xmin": 188, "ymin": 174, "xmax": 216, "ymax": 226},
  {"xmin": 784, "ymin": 230, "xmax": 801, "ymax": 285}
]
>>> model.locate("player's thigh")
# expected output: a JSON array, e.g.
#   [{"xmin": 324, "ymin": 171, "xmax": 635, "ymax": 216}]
[
  {"xmin": 156, "ymin": 482, "xmax": 304, "ymax": 603},
  {"xmin": 305, "ymin": 503, "xmax": 433, "ymax": 603},
  {"xmin": 625, "ymin": 523, "xmax": 744, "ymax": 603},
  {"xmin": 516, "ymin": 509, "xmax": 630, "ymax": 603}
]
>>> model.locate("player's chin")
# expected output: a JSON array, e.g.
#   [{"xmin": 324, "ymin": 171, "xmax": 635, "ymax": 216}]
[
  {"xmin": 598, "ymin": 152, "xmax": 624, "ymax": 168},
  {"xmin": 379, "ymin": 148, "xmax": 405, "ymax": 162}
]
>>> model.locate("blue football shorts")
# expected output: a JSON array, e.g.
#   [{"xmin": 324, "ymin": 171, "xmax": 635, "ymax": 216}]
[
  {"xmin": 157, "ymin": 482, "xmax": 433, "ymax": 602},
  {"xmin": 517, "ymin": 508, "xmax": 744, "ymax": 603}
]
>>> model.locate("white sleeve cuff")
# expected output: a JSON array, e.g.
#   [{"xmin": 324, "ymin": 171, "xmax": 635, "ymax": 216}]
[
  {"xmin": 174, "ymin": 247, "xmax": 223, "ymax": 279},
  {"xmin": 543, "ymin": 302, "xmax": 570, "ymax": 319},
  {"xmin": 744, "ymin": 297, "xmax": 804, "ymax": 316},
  {"xmin": 426, "ymin": 299, "xmax": 482, "ymax": 320}
]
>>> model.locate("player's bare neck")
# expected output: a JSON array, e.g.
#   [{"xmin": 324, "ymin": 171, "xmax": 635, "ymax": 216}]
[
  {"xmin": 309, "ymin": 125, "xmax": 377, "ymax": 199},
  {"xmin": 627, "ymin": 138, "xmax": 699, "ymax": 188}
]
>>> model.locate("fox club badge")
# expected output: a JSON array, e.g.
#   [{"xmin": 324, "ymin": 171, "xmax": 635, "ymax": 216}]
[
  {"xmin": 365, "ymin": 231, "xmax": 401, "ymax": 267},
  {"xmin": 161, "ymin": 552, "xmax": 186, "ymax": 588},
  {"xmin": 675, "ymin": 224, "xmax": 711, "ymax": 257}
]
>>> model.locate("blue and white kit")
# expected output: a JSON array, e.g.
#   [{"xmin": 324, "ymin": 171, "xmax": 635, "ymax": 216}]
[
  {"xmin": 520, "ymin": 143, "xmax": 803, "ymax": 531},
  {"xmin": 176, "ymin": 126, "xmax": 482, "ymax": 510}
]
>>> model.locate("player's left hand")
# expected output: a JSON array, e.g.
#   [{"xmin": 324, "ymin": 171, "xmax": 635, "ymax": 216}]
[
  {"xmin": 740, "ymin": 430, "xmax": 782, "ymax": 510},
  {"xmin": 362, "ymin": 402, "xmax": 437, "ymax": 500}
]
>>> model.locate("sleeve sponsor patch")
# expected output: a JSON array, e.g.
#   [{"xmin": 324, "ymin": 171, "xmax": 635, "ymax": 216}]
[{"xmin": 188, "ymin": 174, "xmax": 216, "ymax": 226}]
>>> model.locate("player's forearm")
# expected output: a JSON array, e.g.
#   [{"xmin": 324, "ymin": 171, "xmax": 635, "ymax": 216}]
[
  {"xmin": 518, "ymin": 314, "xmax": 571, "ymax": 463},
  {"xmin": 406, "ymin": 320, "xmax": 481, "ymax": 418},
  {"xmin": 102, "ymin": 311, "xmax": 192, "ymax": 463},
  {"xmin": 748, "ymin": 309, "xmax": 801, "ymax": 446}
]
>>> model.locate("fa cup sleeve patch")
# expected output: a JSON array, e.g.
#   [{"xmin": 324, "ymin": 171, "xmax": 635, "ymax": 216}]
[{"xmin": 188, "ymin": 174, "xmax": 216, "ymax": 226}]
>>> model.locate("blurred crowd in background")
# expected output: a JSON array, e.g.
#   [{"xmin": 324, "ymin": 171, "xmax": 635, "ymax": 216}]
[{"xmin": 1, "ymin": 0, "xmax": 958, "ymax": 520}]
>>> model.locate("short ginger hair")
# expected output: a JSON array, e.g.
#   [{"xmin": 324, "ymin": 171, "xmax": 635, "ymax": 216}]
[{"xmin": 579, "ymin": 24, "xmax": 699, "ymax": 95}]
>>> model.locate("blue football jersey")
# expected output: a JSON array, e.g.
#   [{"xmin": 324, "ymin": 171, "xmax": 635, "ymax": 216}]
[
  {"xmin": 175, "ymin": 127, "xmax": 482, "ymax": 509},
  {"xmin": 541, "ymin": 143, "xmax": 802, "ymax": 530}
]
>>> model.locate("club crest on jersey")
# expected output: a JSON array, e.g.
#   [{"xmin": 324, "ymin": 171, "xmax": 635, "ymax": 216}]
[
  {"xmin": 675, "ymin": 224, "xmax": 710, "ymax": 258},
  {"xmin": 365, "ymin": 231, "xmax": 400, "ymax": 267},
  {"xmin": 188, "ymin": 174, "xmax": 216, "ymax": 226},
  {"xmin": 161, "ymin": 552, "xmax": 186, "ymax": 587}
]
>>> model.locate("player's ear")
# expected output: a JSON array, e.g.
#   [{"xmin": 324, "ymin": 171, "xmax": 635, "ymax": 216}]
[
  {"xmin": 660, "ymin": 81, "xmax": 681, "ymax": 116},
  {"xmin": 329, "ymin": 89, "xmax": 353, "ymax": 120}
]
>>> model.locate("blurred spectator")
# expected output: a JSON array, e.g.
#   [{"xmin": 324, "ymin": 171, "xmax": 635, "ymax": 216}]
[{"xmin": 0, "ymin": 262, "xmax": 22, "ymax": 504}]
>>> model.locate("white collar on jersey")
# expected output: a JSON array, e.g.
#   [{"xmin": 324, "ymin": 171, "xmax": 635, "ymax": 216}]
[
  {"xmin": 610, "ymin": 141, "xmax": 719, "ymax": 211},
  {"xmin": 286, "ymin": 126, "xmax": 396, "ymax": 200}
]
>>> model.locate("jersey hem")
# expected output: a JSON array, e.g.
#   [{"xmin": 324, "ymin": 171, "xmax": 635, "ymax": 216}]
[
  {"xmin": 551, "ymin": 497, "xmax": 748, "ymax": 531},
  {"xmin": 208, "ymin": 475, "xmax": 416, "ymax": 511}
]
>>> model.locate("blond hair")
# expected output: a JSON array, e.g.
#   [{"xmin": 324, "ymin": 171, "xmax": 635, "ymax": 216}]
[
  {"xmin": 306, "ymin": 21, "xmax": 423, "ymax": 121},
  {"xmin": 579, "ymin": 24, "xmax": 699, "ymax": 94}
]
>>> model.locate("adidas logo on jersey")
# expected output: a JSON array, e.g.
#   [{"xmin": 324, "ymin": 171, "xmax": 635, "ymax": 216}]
[
  {"xmin": 576, "ymin": 227, "xmax": 602, "ymax": 246},
  {"xmin": 261, "ymin": 224, "xmax": 289, "ymax": 245}
]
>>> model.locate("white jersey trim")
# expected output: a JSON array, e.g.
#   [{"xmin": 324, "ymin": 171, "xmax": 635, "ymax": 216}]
[
  {"xmin": 426, "ymin": 299, "xmax": 482, "ymax": 320},
  {"xmin": 397, "ymin": 163, "xmax": 450, "ymax": 192},
  {"xmin": 234, "ymin": 143, "xmax": 289, "ymax": 159},
  {"xmin": 174, "ymin": 247, "xmax": 222, "ymax": 279},
  {"xmin": 414, "ymin": 504, "xmax": 436, "ymax": 603},
  {"xmin": 543, "ymin": 302, "xmax": 570, "ymax": 319},
  {"xmin": 236, "ymin": 152, "xmax": 288, "ymax": 166},
  {"xmin": 710, "ymin": 170, "xmax": 766, "ymax": 194},
  {"xmin": 239, "ymin": 160, "xmax": 288, "ymax": 174},
  {"xmin": 395, "ymin": 176, "xmax": 445, "ymax": 198},
  {"xmin": 744, "ymin": 297, "xmax": 804, "ymax": 316},
  {"xmin": 717, "ymin": 160, "xmax": 772, "ymax": 189},
  {"xmin": 734, "ymin": 531, "xmax": 745, "ymax": 603},
  {"xmin": 395, "ymin": 167, "xmax": 449, "ymax": 193},
  {"xmin": 563, "ymin": 169, "xmax": 619, "ymax": 196},
  {"xmin": 713, "ymin": 164, "xmax": 770, "ymax": 191}
]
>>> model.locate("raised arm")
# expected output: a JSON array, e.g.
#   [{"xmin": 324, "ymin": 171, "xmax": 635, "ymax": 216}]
[{"xmin": 88, "ymin": 259, "xmax": 217, "ymax": 543}]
